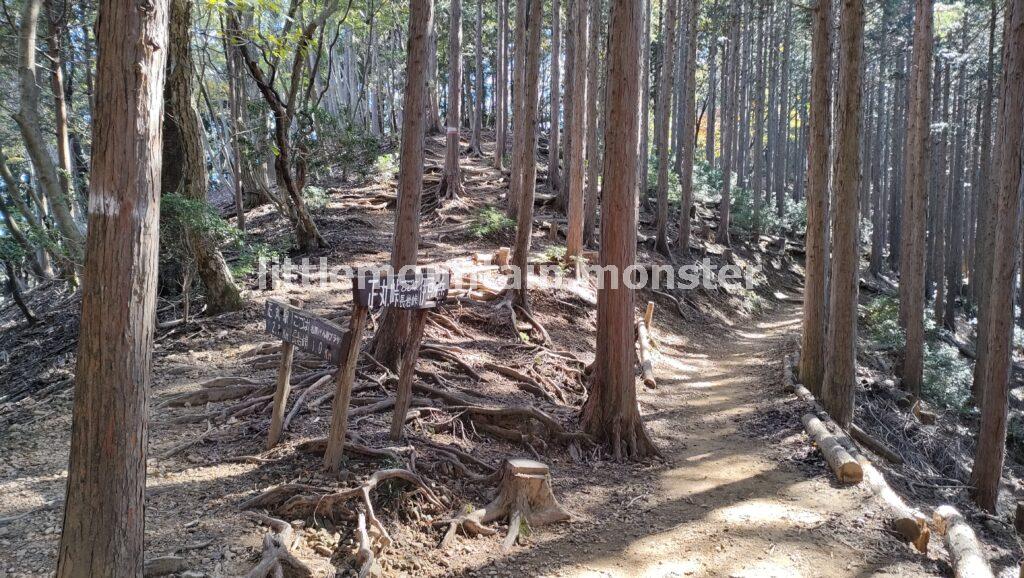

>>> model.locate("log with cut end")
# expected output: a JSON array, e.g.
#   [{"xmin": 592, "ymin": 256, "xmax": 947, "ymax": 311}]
[
  {"xmin": 442, "ymin": 458, "xmax": 571, "ymax": 552},
  {"xmin": 860, "ymin": 461, "xmax": 930, "ymax": 552},
  {"xmin": 933, "ymin": 505, "xmax": 993, "ymax": 578},
  {"xmin": 801, "ymin": 414, "xmax": 863, "ymax": 484},
  {"xmin": 636, "ymin": 321, "xmax": 656, "ymax": 389}
]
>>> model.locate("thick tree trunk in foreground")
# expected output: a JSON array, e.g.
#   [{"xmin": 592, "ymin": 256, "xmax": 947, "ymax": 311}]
[
  {"xmin": 676, "ymin": 0, "xmax": 699, "ymax": 254},
  {"xmin": 55, "ymin": 0, "xmax": 168, "ymax": 571},
  {"xmin": 897, "ymin": 0, "xmax": 933, "ymax": 399},
  {"xmin": 581, "ymin": 0, "xmax": 658, "ymax": 461},
  {"xmin": 438, "ymin": 0, "xmax": 465, "ymax": 201},
  {"xmin": 372, "ymin": 0, "xmax": 435, "ymax": 369},
  {"xmin": 822, "ymin": 0, "xmax": 864, "ymax": 429},
  {"xmin": 799, "ymin": 0, "xmax": 832, "ymax": 397},
  {"xmin": 969, "ymin": 0, "xmax": 1024, "ymax": 513},
  {"xmin": 564, "ymin": 0, "xmax": 589, "ymax": 258},
  {"xmin": 653, "ymin": 0, "xmax": 678, "ymax": 255},
  {"xmin": 163, "ymin": 0, "xmax": 242, "ymax": 314}
]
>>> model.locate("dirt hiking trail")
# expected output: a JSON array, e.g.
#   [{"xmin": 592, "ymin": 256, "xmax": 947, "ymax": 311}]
[{"xmin": 498, "ymin": 300, "xmax": 938, "ymax": 578}]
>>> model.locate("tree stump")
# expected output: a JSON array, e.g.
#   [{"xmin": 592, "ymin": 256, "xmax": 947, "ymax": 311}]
[{"xmin": 443, "ymin": 459, "xmax": 571, "ymax": 551}]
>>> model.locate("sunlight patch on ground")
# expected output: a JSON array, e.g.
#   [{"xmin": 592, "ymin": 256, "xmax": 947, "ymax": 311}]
[{"xmin": 709, "ymin": 499, "xmax": 825, "ymax": 526}]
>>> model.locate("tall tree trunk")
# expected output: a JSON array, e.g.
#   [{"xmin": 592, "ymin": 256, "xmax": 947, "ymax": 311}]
[
  {"xmin": 494, "ymin": 0, "xmax": 508, "ymax": 169},
  {"xmin": 510, "ymin": 0, "xmax": 543, "ymax": 309},
  {"xmin": 371, "ymin": 0, "xmax": 434, "ymax": 369},
  {"xmin": 565, "ymin": 0, "xmax": 589, "ymax": 258},
  {"xmin": 653, "ymin": 0, "xmax": 678, "ymax": 255},
  {"xmin": 773, "ymin": 0, "xmax": 791, "ymax": 218},
  {"xmin": 676, "ymin": 0, "xmax": 699, "ymax": 254},
  {"xmin": 750, "ymin": 2, "xmax": 766, "ymax": 239},
  {"xmin": 897, "ymin": 0, "xmax": 933, "ymax": 399},
  {"xmin": 799, "ymin": 0, "xmax": 833, "ymax": 396},
  {"xmin": 969, "ymin": 0, "xmax": 1024, "ymax": 512},
  {"xmin": 548, "ymin": 0, "xmax": 562, "ymax": 194},
  {"xmin": 505, "ymin": 0, "xmax": 528, "ymax": 218},
  {"xmin": 469, "ymin": 0, "xmax": 484, "ymax": 156},
  {"xmin": 163, "ymin": 0, "xmax": 243, "ymax": 314},
  {"xmin": 971, "ymin": 0, "xmax": 999, "ymax": 404},
  {"xmin": 582, "ymin": 0, "xmax": 604, "ymax": 247},
  {"xmin": 706, "ymin": 34, "xmax": 718, "ymax": 165},
  {"xmin": 581, "ymin": 0, "xmax": 659, "ymax": 461},
  {"xmin": 427, "ymin": 22, "xmax": 444, "ymax": 134},
  {"xmin": 45, "ymin": 0, "xmax": 79, "ymax": 222},
  {"xmin": 822, "ymin": 0, "xmax": 864, "ymax": 428},
  {"xmin": 13, "ymin": 0, "xmax": 84, "ymax": 263},
  {"xmin": 55, "ymin": 0, "xmax": 168, "ymax": 570},
  {"xmin": 887, "ymin": 51, "xmax": 907, "ymax": 271},
  {"xmin": 438, "ymin": 0, "xmax": 465, "ymax": 201},
  {"xmin": 715, "ymin": 0, "xmax": 740, "ymax": 246}
]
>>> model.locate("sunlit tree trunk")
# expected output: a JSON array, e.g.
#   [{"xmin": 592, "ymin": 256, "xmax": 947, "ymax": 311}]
[
  {"xmin": 676, "ymin": 0, "xmax": 699, "ymax": 254},
  {"xmin": 799, "ymin": 0, "xmax": 832, "ymax": 396},
  {"xmin": 55, "ymin": 0, "xmax": 168, "ymax": 570},
  {"xmin": 653, "ymin": 0, "xmax": 678, "ymax": 255},
  {"xmin": 581, "ymin": 0, "xmax": 659, "ymax": 461},
  {"xmin": 438, "ymin": 0, "xmax": 465, "ymax": 201},
  {"xmin": 565, "ymin": 0, "xmax": 589, "ymax": 258},
  {"xmin": 969, "ymin": 0, "xmax": 1024, "ymax": 512},
  {"xmin": 897, "ymin": 0, "xmax": 933, "ymax": 399}
]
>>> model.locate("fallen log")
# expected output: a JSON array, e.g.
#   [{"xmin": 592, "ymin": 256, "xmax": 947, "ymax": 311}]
[
  {"xmin": 933, "ymin": 505, "xmax": 993, "ymax": 578},
  {"xmin": 801, "ymin": 414, "xmax": 863, "ymax": 484},
  {"xmin": 636, "ymin": 321, "xmax": 656, "ymax": 389}
]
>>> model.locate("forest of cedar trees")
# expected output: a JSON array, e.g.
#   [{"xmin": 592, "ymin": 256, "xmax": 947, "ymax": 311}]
[{"xmin": 0, "ymin": 0, "xmax": 1023, "ymax": 574}]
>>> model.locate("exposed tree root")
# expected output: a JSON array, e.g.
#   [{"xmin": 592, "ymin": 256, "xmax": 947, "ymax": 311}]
[
  {"xmin": 244, "ymin": 513, "xmax": 332, "ymax": 578},
  {"xmin": 442, "ymin": 459, "xmax": 571, "ymax": 552}
]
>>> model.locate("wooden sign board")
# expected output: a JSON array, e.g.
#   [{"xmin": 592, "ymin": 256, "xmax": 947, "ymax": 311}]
[
  {"xmin": 353, "ymin": 269, "xmax": 451, "ymax": 311},
  {"xmin": 264, "ymin": 300, "xmax": 346, "ymax": 364}
]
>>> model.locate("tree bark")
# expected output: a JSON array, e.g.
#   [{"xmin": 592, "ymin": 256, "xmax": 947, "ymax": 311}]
[
  {"xmin": 799, "ymin": 0, "xmax": 833, "ymax": 396},
  {"xmin": 548, "ymin": 0, "xmax": 562, "ymax": 194},
  {"xmin": 676, "ymin": 0, "xmax": 699, "ymax": 254},
  {"xmin": 55, "ymin": 0, "xmax": 168, "ymax": 570},
  {"xmin": 438, "ymin": 0, "xmax": 465, "ymax": 201},
  {"xmin": 969, "ymin": 0, "xmax": 1024, "ymax": 513},
  {"xmin": 13, "ymin": 0, "xmax": 84, "ymax": 263},
  {"xmin": 897, "ymin": 0, "xmax": 933, "ymax": 399},
  {"xmin": 715, "ymin": 0, "xmax": 740, "ymax": 246},
  {"xmin": 510, "ymin": 0, "xmax": 543, "ymax": 309},
  {"xmin": 371, "ymin": 0, "xmax": 434, "ymax": 369},
  {"xmin": 564, "ymin": 0, "xmax": 589, "ymax": 258},
  {"xmin": 581, "ymin": 0, "xmax": 658, "ymax": 461},
  {"xmin": 653, "ymin": 0, "xmax": 678, "ymax": 255},
  {"xmin": 163, "ymin": 0, "xmax": 243, "ymax": 315},
  {"xmin": 469, "ymin": 0, "xmax": 484, "ymax": 156},
  {"xmin": 494, "ymin": 0, "xmax": 508, "ymax": 170},
  {"xmin": 582, "ymin": 0, "xmax": 603, "ymax": 248},
  {"xmin": 822, "ymin": 0, "xmax": 864, "ymax": 428}
]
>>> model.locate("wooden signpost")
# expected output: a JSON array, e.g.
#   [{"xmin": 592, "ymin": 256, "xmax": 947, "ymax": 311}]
[
  {"xmin": 263, "ymin": 298, "xmax": 347, "ymax": 448},
  {"xmin": 322, "ymin": 268, "xmax": 450, "ymax": 473}
]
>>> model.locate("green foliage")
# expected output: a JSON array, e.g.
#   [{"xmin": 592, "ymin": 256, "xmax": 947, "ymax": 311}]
[
  {"xmin": 303, "ymin": 185, "xmax": 329, "ymax": 211},
  {"xmin": 862, "ymin": 295, "xmax": 974, "ymax": 412},
  {"xmin": 373, "ymin": 153, "xmax": 399, "ymax": 182},
  {"xmin": 304, "ymin": 108, "xmax": 383, "ymax": 182},
  {"xmin": 0, "ymin": 236, "xmax": 24, "ymax": 262},
  {"xmin": 646, "ymin": 153, "xmax": 683, "ymax": 203},
  {"xmin": 862, "ymin": 296, "xmax": 905, "ymax": 349},
  {"xmin": 691, "ymin": 157, "xmax": 722, "ymax": 204},
  {"xmin": 471, "ymin": 206, "xmax": 514, "ymax": 239},
  {"xmin": 922, "ymin": 340, "xmax": 973, "ymax": 411}
]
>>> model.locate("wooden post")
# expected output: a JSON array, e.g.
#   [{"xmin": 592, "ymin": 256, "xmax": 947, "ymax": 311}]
[
  {"xmin": 389, "ymin": 310, "xmax": 429, "ymax": 440},
  {"xmin": 324, "ymin": 304, "xmax": 369, "ymax": 472},
  {"xmin": 266, "ymin": 298, "xmax": 302, "ymax": 449},
  {"xmin": 644, "ymin": 301, "xmax": 655, "ymax": 330}
]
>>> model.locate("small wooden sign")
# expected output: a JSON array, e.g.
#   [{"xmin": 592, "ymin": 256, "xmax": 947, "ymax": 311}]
[
  {"xmin": 264, "ymin": 300, "xmax": 346, "ymax": 364},
  {"xmin": 353, "ymin": 269, "xmax": 450, "ymax": 311}
]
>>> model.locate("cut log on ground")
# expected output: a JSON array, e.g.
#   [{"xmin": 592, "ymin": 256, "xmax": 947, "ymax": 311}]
[
  {"xmin": 442, "ymin": 459, "xmax": 571, "ymax": 552},
  {"xmin": 637, "ymin": 321, "xmax": 656, "ymax": 389},
  {"xmin": 850, "ymin": 424, "xmax": 903, "ymax": 465},
  {"xmin": 933, "ymin": 506, "xmax": 993, "ymax": 578},
  {"xmin": 801, "ymin": 414, "xmax": 863, "ymax": 484}
]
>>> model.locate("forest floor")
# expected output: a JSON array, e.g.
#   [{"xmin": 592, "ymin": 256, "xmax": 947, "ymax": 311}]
[{"xmin": 0, "ymin": 133, "xmax": 989, "ymax": 577}]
